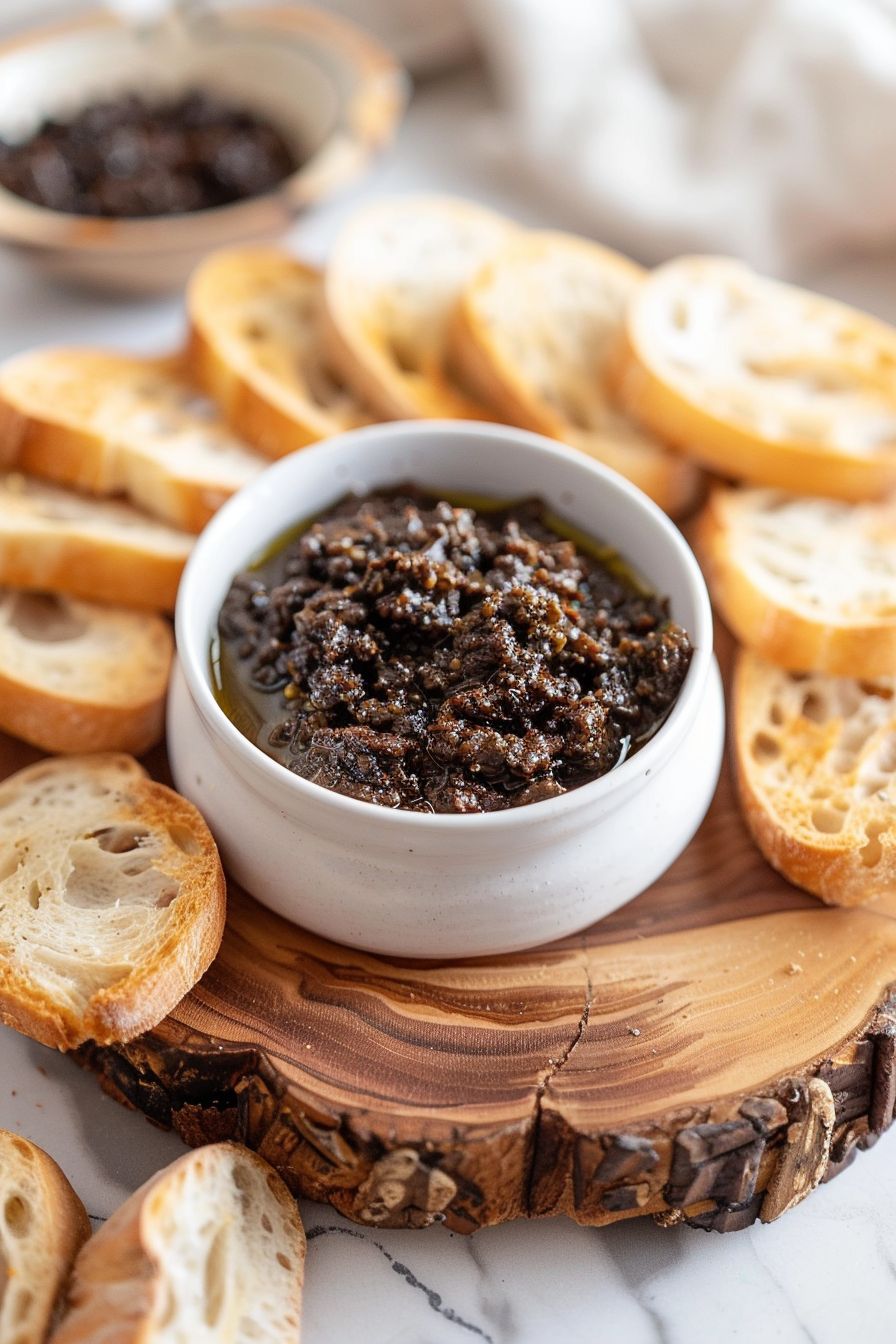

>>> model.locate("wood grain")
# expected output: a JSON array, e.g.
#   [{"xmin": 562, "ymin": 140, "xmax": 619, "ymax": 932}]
[{"xmin": 4, "ymin": 637, "xmax": 896, "ymax": 1235}]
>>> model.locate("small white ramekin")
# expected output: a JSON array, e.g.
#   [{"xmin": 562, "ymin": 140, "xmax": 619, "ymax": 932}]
[{"xmin": 168, "ymin": 421, "xmax": 723, "ymax": 957}]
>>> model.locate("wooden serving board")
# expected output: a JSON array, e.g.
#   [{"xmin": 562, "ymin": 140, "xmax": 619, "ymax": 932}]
[{"xmin": 6, "ymin": 636, "xmax": 896, "ymax": 1236}]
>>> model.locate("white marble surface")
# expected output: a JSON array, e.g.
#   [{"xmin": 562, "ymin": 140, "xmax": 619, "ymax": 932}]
[{"xmin": 2, "ymin": 59, "xmax": 896, "ymax": 1344}]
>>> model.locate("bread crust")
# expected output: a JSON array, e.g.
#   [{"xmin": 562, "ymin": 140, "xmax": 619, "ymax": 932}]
[
  {"xmin": 615, "ymin": 257, "xmax": 896, "ymax": 501},
  {"xmin": 188, "ymin": 322, "xmax": 319, "ymax": 458},
  {"xmin": 452, "ymin": 231, "xmax": 702, "ymax": 516},
  {"xmin": 0, "ymin": 755, "xmax": 226, "ymax": 1049},
  {"xmin": 187, "ymin": 248, "xmax": 371, "ymax": 457},
  {"xmin": 0, "ymin": 1130, "xmax": 90, "ymax": 1344},
  {"xmin": 0, "ymin": 602, "xmax": 172, "ymax": 756},
  {"xmin": 455, "ymin": 231, "xmax": 645, "ymax": 432},
  {"xmin": 696, "ymin": 489, "xmax": 896, "ymax": 677},
  {"xmin": 0, "ymin": 664, "xmax": 167, "ymax": 756},
  {"xmin": 0, "ymin": 349, "xmax": 261, "ymax": 532},
  {"xmin": 733, "ymin": 650, "xmax": 896, "ymax": 907},
  {"xmin": 321, "ymin": 195, "xmax": 514, "ymax": 420},
  {"xmin": 0, "ymin": 491, "xmax": 188, "ymax": 613},
  {"xmin": 0, "ymin": 540, "xmax": 183, "ymax": 615},
  {"xmin": 51, "ymin": 1144, "xmax": 305, "ymax": 1344}
]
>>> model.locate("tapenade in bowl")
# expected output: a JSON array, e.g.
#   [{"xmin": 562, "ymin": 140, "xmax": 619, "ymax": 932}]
[
  {"xmin": 0, "ymin": 7, "xmax": 405, "ymax": 293},
  {"xmin": 169, "ymin": 422, "xmax": 724, "ymax": 957}
]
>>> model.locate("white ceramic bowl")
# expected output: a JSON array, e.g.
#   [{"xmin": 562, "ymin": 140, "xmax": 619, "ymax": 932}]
[{"xmin": 168, "ymin": 421, "xmax": 724, "ymax": 957}]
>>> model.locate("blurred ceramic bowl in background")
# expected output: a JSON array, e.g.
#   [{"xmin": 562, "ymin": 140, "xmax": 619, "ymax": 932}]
[{"xmin": 0, "ymin": 5, "xmax": 407, "ymax": 293}]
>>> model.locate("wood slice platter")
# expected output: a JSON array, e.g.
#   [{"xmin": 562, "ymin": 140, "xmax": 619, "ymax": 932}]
[{"xmin": 5, "ymin": 636, "xmax": 896, "ymax": 1236}]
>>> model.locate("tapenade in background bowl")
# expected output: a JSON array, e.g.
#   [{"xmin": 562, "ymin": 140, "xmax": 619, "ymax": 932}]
[
  {"xmin": 0, "ymin": 6, "xmax": 406, "ymax": 293},
  {"xmin": 169, "ymin": 421, "xmax": 724, "ymax": 957}
]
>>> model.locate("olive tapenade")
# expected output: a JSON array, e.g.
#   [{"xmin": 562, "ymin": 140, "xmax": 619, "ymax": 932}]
[
  {"xmin": 0, "ymin": 91, "xmax": 299, "ymax": 218},
  {"xmin": 216, "ymin": 489, "xmax": 692, "ymax": 813}
]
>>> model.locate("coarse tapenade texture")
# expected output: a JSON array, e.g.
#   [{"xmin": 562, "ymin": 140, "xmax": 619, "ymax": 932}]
[{"xmin": 216, "ymin": 489, "xmax": 692, "ymax": 813}]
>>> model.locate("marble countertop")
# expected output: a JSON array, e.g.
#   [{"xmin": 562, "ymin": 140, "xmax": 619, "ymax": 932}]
[{"xmin": 2, "ymin": 59, "xmax": 896, "ymax": 1344}]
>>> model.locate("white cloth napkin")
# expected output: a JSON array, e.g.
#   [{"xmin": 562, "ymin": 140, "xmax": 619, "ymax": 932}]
[{"xmin": 466, "ymin": 0, "xmax": 896, "ymax": 273}]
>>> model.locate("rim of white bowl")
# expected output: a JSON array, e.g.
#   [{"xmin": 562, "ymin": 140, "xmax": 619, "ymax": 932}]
[{"xmin": 175, "ymin": 420, "xmax": 714, "ymax": 830}]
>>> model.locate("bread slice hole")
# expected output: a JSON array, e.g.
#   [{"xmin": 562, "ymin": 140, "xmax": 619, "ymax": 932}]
[
  {"xmin": 27, "ymin": 879, "xmax": 40, "ymax": 910},
  {"xmin": 769, "ymin": 702, "xmax": 784, "ymax": 726},
  {"xmin": 64, "ymin": 839, "xmax": 179, "ymax": 910},
  {"xmin": 203, "ymin": 1224, "xmax": 230, "ymax": 1328},
  {"xmin": 859, "ymin": 682, "xmax": 894, "ymax": 700},
  {"xmin": 0, "ymin": 849, "xmax": 23, "ymax": 883},
  {"xmin": 121, "ymin": 855, "xmax": 153, "ymax": 877},
  {"xmin": 167, "ymin": 823, "xmax": 201, "ymax": 856},
  {"xmin": 752, "ymin": 732, "xmax": 781, "ymax": 763},
  {"xmin": 3, "ymin": 1194, "xmax": 31, "ymax": 1237},
  {"xmin": 861, "ymin": 821, "xmax": 887, "ymax": 868},
  {"xmin": 801, "ymin": 692, "xmax": 828, "ymax": 724},
  {"xmin": 8, "ymin": 592, "xmax": 87, "ymax": 643},
  {"xmin": 811, "ymin": 806, "xmax": 845, "ymax": 834},
  {"xmin": 12, "ymin": 1286, "xmax": 33, "ymax": 1322},
  {"xmin": 90, "ymin": 825, "xmax": 149, "ymax": 854}
]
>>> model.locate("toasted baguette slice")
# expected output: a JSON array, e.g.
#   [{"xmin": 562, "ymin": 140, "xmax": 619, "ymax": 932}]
[
  {"xmin": 734, "ymin": 650, "xmax": 896, "ymax": 906},
  {"xmin": 452, "ymin": 231, "xmax": 702, "ymax": 517},
  {"xmin": 187, "ymin": 247, "xmax": 373, "ymax": 458},
  {"xmin": 697, "ymin": 487, "xmax": 896, "ymax": 677},
  {"xmin": 322, "ymin": 195, "xmax": 514, "ymax": 419},
  {"xmin": 615, "ymin": 256, "xmax": 896, "ymax": 501},
  {"xmin": 0, "ymin": 590, "xmax": 172, "ymax": 755},
  {"xmin": 0, "ymin": 473, "xmax": 191, "ymax": 613},
  {"xmin": 51, "ymin": 1143, "xmax": 305, "ymax": 1344},
  {"xmin": 0, "ymin": 1130, "xmax": 90, "ymax": 1344},
  {"xmin": 0, "ymin": 350, "xmax": 265, "ymax": 532},
  {"xmin": 0, "ymin": 753, "xmax": 225, "ymax": 1049}
]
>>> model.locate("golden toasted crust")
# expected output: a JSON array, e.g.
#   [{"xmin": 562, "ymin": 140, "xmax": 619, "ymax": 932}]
[
  {"xmin": 0, "ymin": 402, "xmax": 103, "ymax": 496},
  {"xmin": 0, "ymin": 536, "xmax": 184, "ymax": 615},
  {"xmin": 0, "ymin": 754, "xmax": 226, "ymax": 1049},
  {"xmin": 187, "ymin": 247, "xmax": 372, "ymax": 458},
  {"xmin": 321, "ymin": 195, "xmax": 514, "ymax": 420},
  {"xmin": 615, "ymin": 257, "xmax": 896, "ymax": 501},
  {"xmin": 0, "ymin": 349, "xmax": 262, "ymax": 532},
  {"xmin": 696, "ymin": 489, "xmax": 896, "ymax": 678},
  {"xmin": 453, "ymin": 231, "xmax": 702, "ymax": 516},
  {"xmin": 0, "ymin": 478, "xmax": 189, "ymax": 614},
  {"xmin": 188, "ymin": 322, "xmax": 318, "ymax": 458},
  {"xmin": 0, "ymin": 601, "xmax": 172, "ymax": 756},
  {"xmin": 52, "ymin": 1145, "xmax": 305, "ymax": 1344},
  {"xmin": 0, "ymin": 664, "xmax": 168, "ymax": 756},
  {"xmin": 454, "ymin": 231, "xmax": 645, "ymax": 432},
  {"xmin": 733, "ymin": 650, "xmax": 896, "ymax": 907},
  {"xmin": 0, "ymin": 1130, "xmax": 91, "ymax": 1344}
]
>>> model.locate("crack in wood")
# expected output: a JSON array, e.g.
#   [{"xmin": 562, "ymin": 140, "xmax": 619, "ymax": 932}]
[{"xmin": 523, "ymin": 968, "xmax": 592, "ymax": 1217}]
